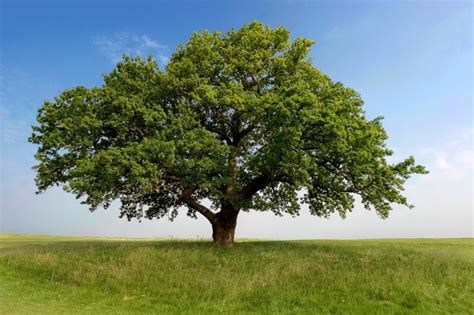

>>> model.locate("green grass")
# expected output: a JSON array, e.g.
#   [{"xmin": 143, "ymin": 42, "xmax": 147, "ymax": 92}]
[{"xmin": 0, "ymin": 234, "xmax": 472, "ymax": 314}]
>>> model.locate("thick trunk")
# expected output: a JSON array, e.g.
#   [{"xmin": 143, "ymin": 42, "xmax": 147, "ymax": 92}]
[
  {"xmin": 211, "ymin": 209, "xmax": 238, "ymax": 247},
  {"xmin": 180, "ymin": 185, "xmax": 239, "ymax": 247},
  {"xmin": 212, "ymin": 224, "xmax": 236, "ymax": 247}
]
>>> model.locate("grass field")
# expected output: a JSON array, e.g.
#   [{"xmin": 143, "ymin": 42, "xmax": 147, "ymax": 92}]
[{"xmin": 0, "ymin": 234, "xmax": 472, "ymax": 314}]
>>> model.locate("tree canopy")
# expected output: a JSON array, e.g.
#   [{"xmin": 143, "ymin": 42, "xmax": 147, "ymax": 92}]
[{"xmin": 30, "ymin": 22, "xmax": 427, "ymax": 246}]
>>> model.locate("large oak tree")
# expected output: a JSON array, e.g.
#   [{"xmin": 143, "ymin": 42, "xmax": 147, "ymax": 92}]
[{"xmin": 30, "ymin": 22, "xmax": 427, "ymax": 246}]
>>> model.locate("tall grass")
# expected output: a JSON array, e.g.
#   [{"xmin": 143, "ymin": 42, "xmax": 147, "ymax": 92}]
[{"xmin": 1, "ymin": 234, "xmax": 472, "ymax": 314}]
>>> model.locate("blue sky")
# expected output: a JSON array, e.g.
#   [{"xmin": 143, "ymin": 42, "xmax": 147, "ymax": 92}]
[{"xmin": 1, "ymin": 0, "xmax": 472, "ymax": 239}]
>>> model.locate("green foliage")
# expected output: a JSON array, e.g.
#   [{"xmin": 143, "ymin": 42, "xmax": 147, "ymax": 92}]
[
  {"xmin": 30, "ymin": 22, "xmax": 427, "ymax": 223},
  {"xmin": 1, "ymin": 235, "xmax": 473, "ymax": 314}
]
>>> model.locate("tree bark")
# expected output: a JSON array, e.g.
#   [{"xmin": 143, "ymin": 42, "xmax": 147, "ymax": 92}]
[
  {"xmin": 180, "ymin": 186, "xmax": 240, "ymax": 247},
  {"xmin": 212, "ymin": 224, "xmax": 236, "ymax": 247},
  {"xmin": 212, "ymin": 209, "xmax": 238, "ymax": 247}
]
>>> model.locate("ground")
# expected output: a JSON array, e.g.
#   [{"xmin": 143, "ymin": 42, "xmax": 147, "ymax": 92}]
[{"xmin": 0, "ymin": 234, "xmax": 472, "ymax": 314}]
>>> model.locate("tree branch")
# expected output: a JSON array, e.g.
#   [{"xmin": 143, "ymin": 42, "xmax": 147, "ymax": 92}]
[
  {"xmin": 180, "ymin": 186, "xmax": 217, "ymax": 224},
  {"xmin": 239, "ymin": 170, "xmax": 294, "ymax": 199},
  {"xmin": 240, "ymin": 173, "xmax": 272, "ymax": 199}
]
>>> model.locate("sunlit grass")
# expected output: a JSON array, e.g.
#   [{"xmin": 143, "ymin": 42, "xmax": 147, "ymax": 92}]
[{"xmin": 0, "ymin": 234, "xmax": 472, "ymax": 314}]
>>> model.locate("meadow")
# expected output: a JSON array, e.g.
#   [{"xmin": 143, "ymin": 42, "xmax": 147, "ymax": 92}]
[{"xmin": 0, "ymin": 234, "xmax": 472, "ymax": 314}]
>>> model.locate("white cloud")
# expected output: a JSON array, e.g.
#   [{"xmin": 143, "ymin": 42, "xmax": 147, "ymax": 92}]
[
  {"xmin": 140, "ymin": 35, "xmax": 166, "ymax": 50},
  {"xmin": 417, "ymin": 128, "xmax": 473, "ymax": 181},
  {"xmin": 92, "ymin": 33, "xmax": 170, "ymax": 66},
  {"xmin": 435, "ymin": 156, "xmax": 449, "ymax": 170}
]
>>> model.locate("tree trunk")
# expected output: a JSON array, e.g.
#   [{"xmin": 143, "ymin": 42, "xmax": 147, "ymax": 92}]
[
  {"xmin": 212, "ymin": 224, "xmax": 236, "ymax": 247},
  {"xmin": 212, "ymin": 209, "xmax": 238, "ymax": 247}
]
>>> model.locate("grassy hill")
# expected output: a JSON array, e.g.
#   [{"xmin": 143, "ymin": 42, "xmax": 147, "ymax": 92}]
[{"xmin": 0, "ymin": 234, "xmax": 472, "ymax": 314}]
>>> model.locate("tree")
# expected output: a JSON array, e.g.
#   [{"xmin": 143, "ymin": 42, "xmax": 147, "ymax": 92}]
[{"xmin": 30, "ymin": 22, "xmax": 427, "ymax": 247}]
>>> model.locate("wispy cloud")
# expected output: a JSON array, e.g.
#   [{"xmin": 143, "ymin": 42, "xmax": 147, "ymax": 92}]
[
  {"xmin": 92, "ymin": 33, "xmax": 170, "ymax": 66},
  {"xmin": 0, "ymin": 68, "xmax": 42, "ymax": 145},
  {"xmin": 327, "ymin": 26, "xmax": 340, "ymax": 36},
  {"xmin": 0, "ymin": 107, "xmax": 24, "ymax": 144},
  {"xmin": 387, "ymin": 127, "xmax": 473, "ymax": 182},
  {"xmin": 417, "ymin": 128, "xmax": 473, "ymax": 181}
]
